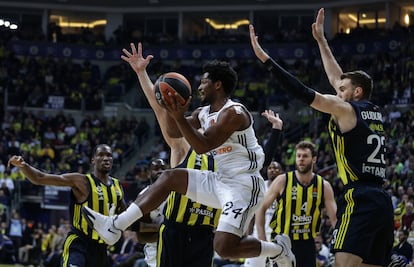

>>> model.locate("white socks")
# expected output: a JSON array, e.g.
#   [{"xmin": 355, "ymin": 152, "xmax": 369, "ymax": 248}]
[
  {"xmin": 260, "ymin": 240, "xmax": 282, "ymax": 258},
  {"xmin": 114, "ymin": 203, "xmax": 143, "ymax": 231}
]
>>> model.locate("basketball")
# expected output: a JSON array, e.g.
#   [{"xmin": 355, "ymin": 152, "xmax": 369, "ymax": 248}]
[{"xmin": 154, "ymin": 72, "xmax": 192, "ymax": 107}]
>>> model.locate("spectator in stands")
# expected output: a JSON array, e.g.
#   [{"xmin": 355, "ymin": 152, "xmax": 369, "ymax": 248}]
[
  {"xmin": 63, "ymin": 121, "xmax": 77, "ymax": 142},
  {"xmin": 403, "ymin": 155, "xmax": 414, "ymax": 183},
  {"xmin": 0, "ymin": 189, "xmax": 9, "ymax": 207},
  {"xmin": 38, "ymin": 143, "xmax": 56, "ymax": 161},
  {"xmin": 112, "ymin": 230, "xmax": 141, "ymax": 267},
  {"xmin": 391, "ymin": 229, "xmax": 413, "ymax": 263},
  {"xmin": 8, "ymin": 210, "xmax": 23, "ymax": 263},
  {"xmin": 0, "ymin": 228, "xmax": 15, "ymax": 264},
  {"xmin": 0, "ymin": 160, "xmax": 5, "ymax": 177},
  {"xmin": 41, "ymin": 225, "xmax": 57, "ymax": 259},
  {"xmin": 18, "ymin": 228, "xmax": 42, "ymax": 265},
  {"xmin": 40, "ymin": 158, "xmax": 56, "ymax": 173},
  {"xmin": 402, "ymin": 202, "xmax": 414, "ymax": 230},
  {"xmin": 0, "ymin": 170, "xmax": 15, "ymax": 195},
  {"xmin": 135, "ymin": 118, "xmax": 150, "ymax": 147},
  {"xmin": 407, "ymin": 221, "xmax": 414, "ymax": 248},
  {"xmin": 43, "ymin": 225, "xmax": 65, "ymax": 267}
]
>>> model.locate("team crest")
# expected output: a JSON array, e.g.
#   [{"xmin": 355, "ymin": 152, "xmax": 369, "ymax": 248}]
[
  {"xmin": 292, "ymin": 186, "xmax": 297, "ymax": 200},
  {"xmin": 96, "ymin": 185, "xmax": 104, "ymax": 200}
]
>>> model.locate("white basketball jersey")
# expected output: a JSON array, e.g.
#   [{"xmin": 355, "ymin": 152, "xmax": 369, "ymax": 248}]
[{"xmin": 198, "ymin": 99, "xmax": 264, "ymax": 177}]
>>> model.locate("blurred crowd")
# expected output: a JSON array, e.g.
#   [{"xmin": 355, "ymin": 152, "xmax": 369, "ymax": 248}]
[{"xmin": 0, "ymin": 18, "xmax": 412, "ymax": 267}]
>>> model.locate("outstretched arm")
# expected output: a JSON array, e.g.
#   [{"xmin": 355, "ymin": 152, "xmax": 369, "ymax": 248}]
[
  {"xmin": 121, "ymin": 43, "xmax": 181, "ymax": 141},
  {"xmin": 7, "ymin": 155, "xmax": 82, "ymax": 187},
  {"xmin": 121, "ymin": 43, "xmax": 190, "ymax": 166},
  {"xmin": 249, "ymin": 25, "xmax": 353, "ymax": 123},
  {"xmin": 312, "ymin": 8, "xmax": 343, "ymax": 93},
  {"xmin": 261, "ymin": 110, "xmax": 283, "ymax": 167},
  {"xmin": 249, "ymin": 25, "xmax": 316, "ymax": 106}
]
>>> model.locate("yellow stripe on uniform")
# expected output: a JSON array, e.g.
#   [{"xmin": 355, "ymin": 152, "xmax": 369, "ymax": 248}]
[
  {"xmin": 157, "ymin": 224, "xmax": 166, "ymax": 265},
  {"xmin": 165, "ymin": 192, "xmax": 175, "ymax": 218},
  {"xmin": 330, "ymin": 121, "xmax": 358, "ymax": 184},
  {"xmin": 176, "ymin": 195, "xmax": 188, "ymax": 223},
  {"xmin": 61, "ymin": 233, "xmax": 78, "ymax": 267},
  {"xmin": 334, "ymin": 189, "xmax": 355, "ymax": 249},
  {"xmin": 283, "ymin": 173, "xmax": 293, "ymax": 236},
  {"xmin": 311, "ymin": 177, "xmax": 323, "ymax": 239},
  {"xmin": 293, "ymin": 182, "xmax": 303, "ymax": 241}
]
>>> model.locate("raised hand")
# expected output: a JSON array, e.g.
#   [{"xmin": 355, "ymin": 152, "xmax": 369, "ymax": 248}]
[
  {"xmin": 249, "ymin": 25, "xmax": 270, "ymax": 63},
  {"xmin": 312, "ymin": 8, "xmax": 326, "ymax": 42},
  {"xmin": 262, "ymin": 109, "xmax": 283, "ymax": 130},
  {"xmin": 121, "ymin": 42, "xmax": 154, "ymax": 74},
  {"xmin": 7, "ymin": 155, "xmax": 26, "ymax": 168}
]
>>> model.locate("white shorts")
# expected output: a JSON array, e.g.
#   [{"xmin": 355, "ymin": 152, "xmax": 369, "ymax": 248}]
[
  {"xmin": 144, "ymin": 242, "xmax": 157, "ymax": 267},
  {"xmin": 244, "ymin": 256, "xmax": 267, "ymax": 267},
  {"xmin": 186, "ymin": 169, "xmax": 265, "ymax": 237}
]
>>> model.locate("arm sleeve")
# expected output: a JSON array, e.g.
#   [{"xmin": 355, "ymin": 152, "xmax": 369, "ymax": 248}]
[
  {"xmin": 263, "ymin": 128, "xmax": 282, "ymax": 167},
  {"xmin": 264, "ymin": 58, "xmax": 316, "ymax": 105}
]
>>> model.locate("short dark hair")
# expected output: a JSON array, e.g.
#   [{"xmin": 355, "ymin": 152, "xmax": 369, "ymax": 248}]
[
  {"xmin": 340, "ymin": 70, "xmax": 373, "ymax": 100},
  {"xmin": 92, "ymin": 144, "xmax": 111, "ymax": 156},
  {"xmin": 202, "ymin": 60, "xmax": 238, "ymax": 96},
  {"xmin": 295, "ymin": 141, "xmax": 317, "ymax": 157}
]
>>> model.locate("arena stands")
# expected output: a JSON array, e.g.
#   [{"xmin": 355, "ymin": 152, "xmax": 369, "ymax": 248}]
[{"xmin": 0, "ymin": 2, "xmax": 413, "ymax": 265}]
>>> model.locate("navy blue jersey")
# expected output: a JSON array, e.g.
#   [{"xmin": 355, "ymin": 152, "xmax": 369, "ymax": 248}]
[{"xmin": 328, "ymin": 100, "xmax": 386, "ymax": 185}]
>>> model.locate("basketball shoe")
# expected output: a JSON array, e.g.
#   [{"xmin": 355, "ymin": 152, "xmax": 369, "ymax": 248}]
[
  {"xmin": 266, "ymin": 234, "xmax": 296, "ymax": 267},
  {"xmin": 82, "ymin": 206, "xmax": 122, "ymax": 245}
]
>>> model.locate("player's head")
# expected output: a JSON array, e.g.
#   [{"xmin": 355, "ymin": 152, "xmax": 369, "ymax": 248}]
[
  {"xmin": 339, "ymin": 70, "xmax": 373, "ymax": 101},
  {"xmin": 267, "ymin": 161, "xmax": 283, "ymax": 182},
  {"xmin": 295, "ymin": 141, "xmax": 317, "ymax": 174},
  {"xmin": 200, "ymin": 60, "xmax": 238, "ymax": 99},
  {"xmin": 91, "ymin": 144, "xmax": 113, "ymax": 174},
  {"xmin": 150, "ymin": 158, "xmax": 166, "ymax": 182}
]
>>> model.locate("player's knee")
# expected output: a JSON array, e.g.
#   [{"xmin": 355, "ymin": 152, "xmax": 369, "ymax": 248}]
[
  {"xmin": 213, "ymin": 235, "xmax": 238, "ymax": 259},
  {"xmin": 214, "ymin": 243, "xmax": 233, "ymax": 259},
  {"xmin": 156, "ymin": 169, "xmax": 188, "ymax": 194}
]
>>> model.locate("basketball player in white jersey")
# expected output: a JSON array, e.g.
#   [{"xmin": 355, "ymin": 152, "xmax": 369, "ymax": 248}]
[{"xmin": 82, "ymin": 43, "xmax": 296, "ymax": 267}]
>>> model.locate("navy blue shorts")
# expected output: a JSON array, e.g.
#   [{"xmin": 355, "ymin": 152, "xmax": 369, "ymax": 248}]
[
  {"xmin": 157, "ymin": 220, "xmax": 215, "ymax": 267},
  {"xmin": 61, "ymin": 232, "xmax": 109, "ymax": 267},
  {"xmin": 332, "ymin": 183, "xmax": 393, "ymax": 265},
  {"xmin": 292, "ymin": 239, "xmax": 316, "ymax": 267}
]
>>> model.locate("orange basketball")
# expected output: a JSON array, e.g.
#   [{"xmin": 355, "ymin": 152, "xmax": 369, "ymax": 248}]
[{"xmin": 154, "ymin": 72, "xmax": 192, "ymax": 106}]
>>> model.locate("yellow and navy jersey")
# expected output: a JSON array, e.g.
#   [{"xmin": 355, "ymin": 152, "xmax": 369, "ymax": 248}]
[
  {"xmin": 70, "ymin": 173, "xmax": 124, "ymax": 243},
  {"xmin": 164, "ymin": 149, "xmax": 220, "ymax": 228},
  {"xmin": 270, "ymin": 171, "xmax": 324, "ymax": 241},
  {"xmin": 328, "ymin": 100, "xmax": 386, "ymax": 186}
]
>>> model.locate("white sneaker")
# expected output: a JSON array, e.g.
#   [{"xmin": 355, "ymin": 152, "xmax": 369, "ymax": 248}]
[
  {"xmin": 267, "ymin": 234, "xmax": 296, "ymax": 267},
  {"xmin": 82, "ymin": 206, "xmax": 122, "ymax": 245}
]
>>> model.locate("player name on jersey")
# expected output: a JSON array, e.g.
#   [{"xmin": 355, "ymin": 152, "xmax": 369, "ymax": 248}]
[{"xmin": 362, "ymin": 163, "xmax": 386, "ymax": 178}]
